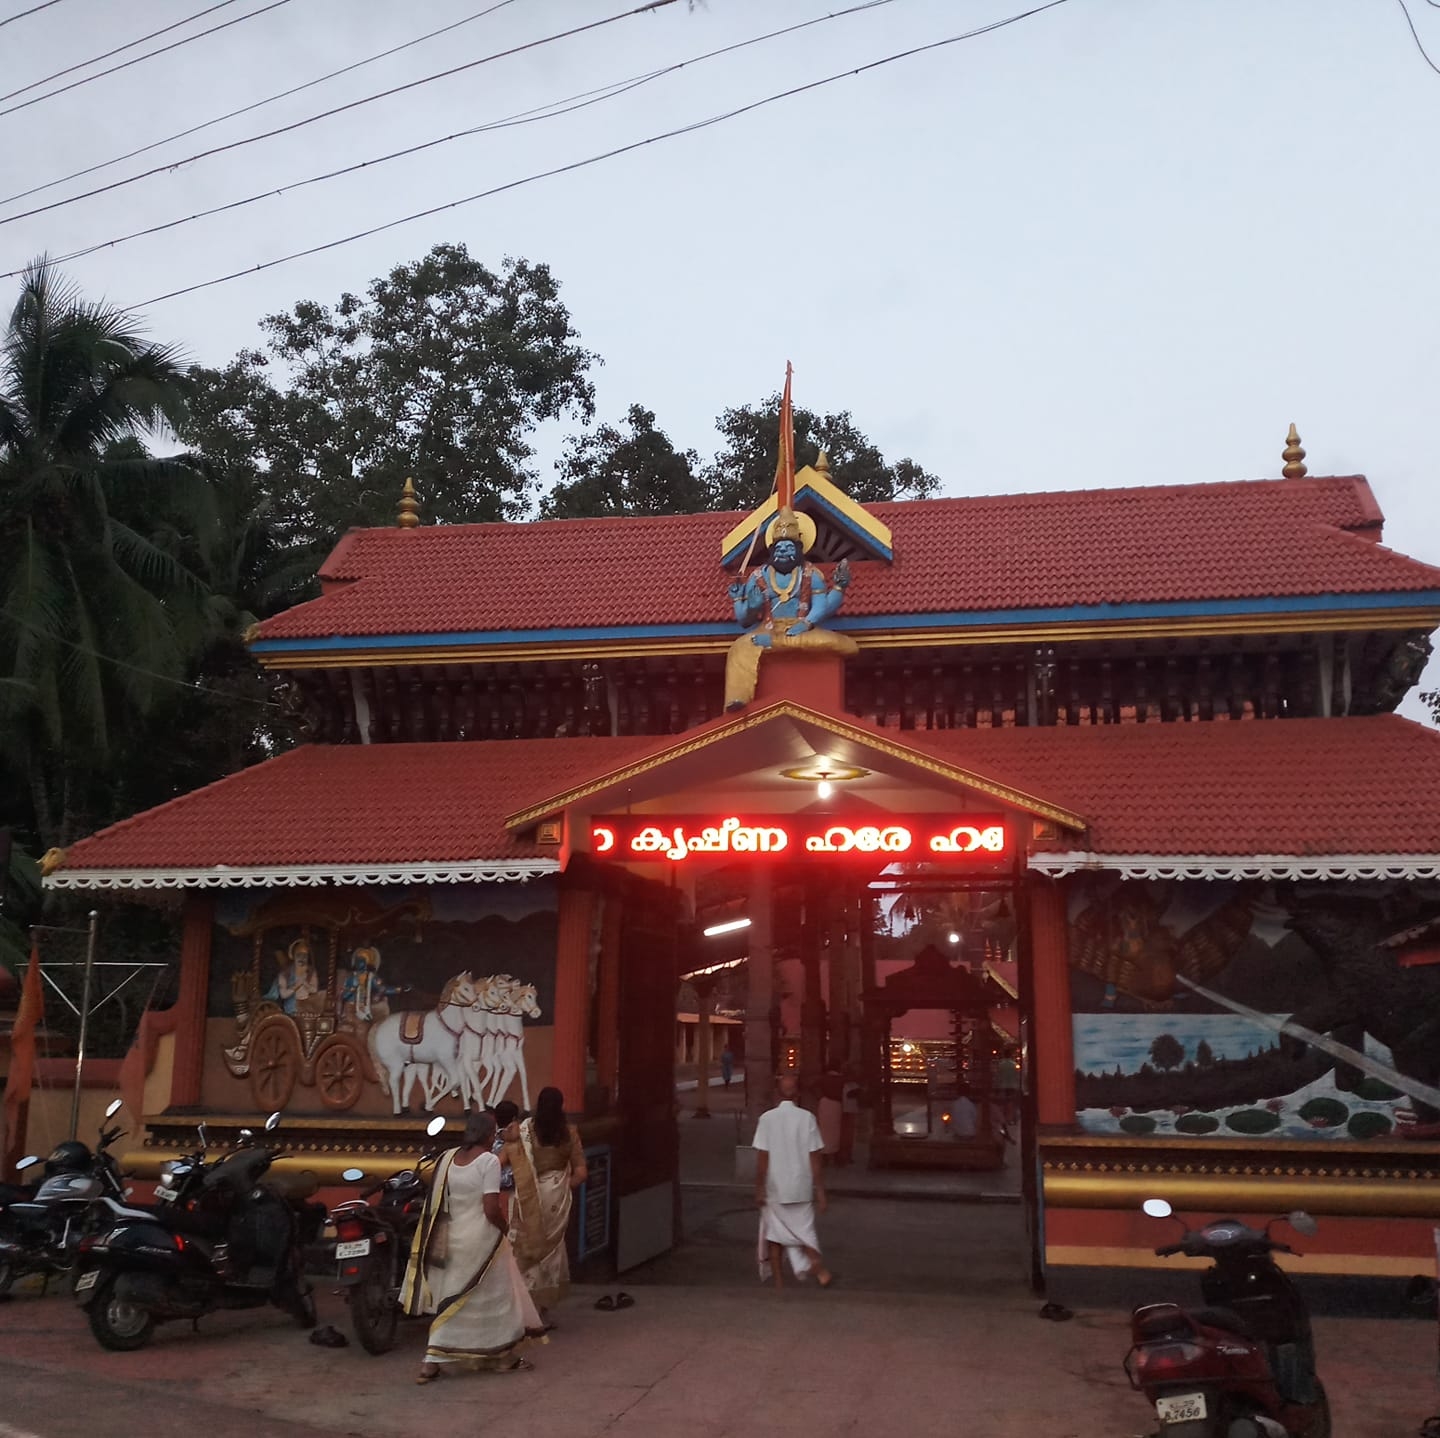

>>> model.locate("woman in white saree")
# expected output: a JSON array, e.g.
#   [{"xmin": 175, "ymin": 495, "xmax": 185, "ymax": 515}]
[
  {"xmin": 402, "ymin": 1112, "xmax": 546, "ymax": 1382},
  {"xmin": 506, "ymin": 1086, "xmax": 587, "ymax": 1319}
]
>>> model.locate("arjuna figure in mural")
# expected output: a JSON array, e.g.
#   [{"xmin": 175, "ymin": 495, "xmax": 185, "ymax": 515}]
[{"xmin": 724, "ymin": 506, "xmax": 858, "ymax": 710}]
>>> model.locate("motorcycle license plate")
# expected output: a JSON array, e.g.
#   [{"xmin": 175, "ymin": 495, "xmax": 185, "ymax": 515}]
[
  {"xmin": 74, "ymin": 1270, "xmax": 98, "ymax": 1293},
  {"xmin": 335, "ymin": 1239, "xmax": 371, "ymax": 1259},
  {"xmin": 156, "ymin": 1185, "xmax": 178, "ymax": 1202},
  {"xmin": 1155, "ymin": 1393, "xmax": 1207, "ymax": 1424}
]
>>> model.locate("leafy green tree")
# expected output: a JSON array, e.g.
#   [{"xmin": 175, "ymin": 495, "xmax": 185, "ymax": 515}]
[
  {"xmin": 1149, "ymin": 1033, "xmax": 1186, "ymax": 1072},
  {"xmin": 185, "ymin": 244, "xmax": 598, "ymax": 538},
  {"xmin": 541, "ymin": 405, "xmax": 703, "ymax": 519},
  {"xmin": 703, "ymin": 394, "xmax": 941, "ymax": 512},
  {"xmin": 0, "ymin": 258, "xmax": 208, "ymax": 849},
  {"xmin": 1195, "ymin": 1038, "xmax": 1216, "ymax": 1068}
]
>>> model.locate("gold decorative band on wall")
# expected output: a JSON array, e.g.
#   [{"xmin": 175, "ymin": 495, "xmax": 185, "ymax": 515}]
[{"xmin": 1043, "ymin": 1169, "xmax": 1440, "ymax": 1219}]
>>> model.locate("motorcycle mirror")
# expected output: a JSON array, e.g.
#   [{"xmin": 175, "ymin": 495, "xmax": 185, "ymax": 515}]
[
  {"xmin": 1288, "ymin": 1210, "xmax": 1318, "ymax": 1237},
  {"xmin": 341, "ymin": 1167, "xmax": 365, "ymax": 1182},
  {"xmin": 426, "ymin": 1116, "xmax": 447, "ymax": 1137},
  {"xmin": 238, "ymin": 1128, "xmax": 254, "ymax": 1142},
  {"xmin": 17, "ymin": 1154, "xmax": 41, "ymax": 1170},
  {"xmin": 104, "ymin": 1098, "xmax": 123, "ymax": 1120},
  {"xmin": 265, "ymin": 1111, "xmax": 282, "ymax": 1131},
  {"xmin": 1141, "ymin": 1198, "xmax": 1173, "ymax": 1219}
]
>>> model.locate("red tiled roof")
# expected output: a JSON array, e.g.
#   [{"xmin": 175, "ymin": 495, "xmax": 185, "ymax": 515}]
[
  {"xmin": 55, "ymin": 714, "xmax": 1440, "ymax": 874},
  {"xmin": 58, "ymin": 738, "xmax": 660, "ymax": 872},
  {"xmin": 256, "ymin": 476, "xmax": 1440, "ymax": 642},
  {"xmin": 900, "ymin": 714, "xmax": 1440, "ymax": 856}
]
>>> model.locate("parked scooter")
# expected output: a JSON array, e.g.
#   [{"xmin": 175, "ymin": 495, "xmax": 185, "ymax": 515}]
[
  {"xmin": 322, "ymin": 1114, "xmax": 447, "ymax": 1354},
  {"xmin": 1123, "ymin": 1198, "xmax": 1330, "ymax": 1437},
  {"xmin": 0, "ymin": 1098, "xmax": 133, "ymax": 1295},
  {"xmin": 73, "ymin": 1112, "xmax": 324, "ymax": 1350}
]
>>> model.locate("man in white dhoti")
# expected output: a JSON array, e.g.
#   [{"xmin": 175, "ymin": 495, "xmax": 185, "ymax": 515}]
[{"xmin": 753, "ymin": 1073, "xmax": 833, "ymax": 1290}]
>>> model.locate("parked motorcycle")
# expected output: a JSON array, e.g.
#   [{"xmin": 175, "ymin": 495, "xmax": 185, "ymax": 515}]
[
  {"xmin": 322, "ymin": 1114, "xmax": 446, "ymax": 1354},
  {"xmin": 0, "ymin": 1098, "xmax": 134, "ymax": 1295},
  {"xmin": 1123, "ymin": 1197, "xmax": 1330, "ymax": 1438},
  {"xmin": 74, "ymin": 1112, "xmax": 324, "ymax": 1350}
]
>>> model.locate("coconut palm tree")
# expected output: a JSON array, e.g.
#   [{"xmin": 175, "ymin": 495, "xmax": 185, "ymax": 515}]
[{"xmin": 0, "ymin": 258, "xmax": 208, "ymax": 846}]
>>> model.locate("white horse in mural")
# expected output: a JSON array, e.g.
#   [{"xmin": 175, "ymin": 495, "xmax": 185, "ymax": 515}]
[
  {"xmin": 428, "ymin": 973, "xmax": 542, "ymax": 1111},
  {"xmin": 368, "ymin": 972, "xmax": 479, "ymax": 1115},
  {"xmin": 483, "ymin": 978, "xmax": 541, "ymax": 1108}
]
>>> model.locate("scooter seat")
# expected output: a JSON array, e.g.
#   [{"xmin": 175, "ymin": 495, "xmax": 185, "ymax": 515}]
[
  {"xmin": 1193, "ymin": 1306, "xmax": 1255, "ymax": 1338},
  {"xmin": 263, "ymin": 1170, "xmax": 318, "ymax": 1202}
]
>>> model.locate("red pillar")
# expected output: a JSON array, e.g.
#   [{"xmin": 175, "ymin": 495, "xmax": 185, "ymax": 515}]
[
  {"xmin": 595, "ymin": 894, "xmax": 623, "ymax": 1101},
  {"xmin": 1029, "ymin": 876, "xmax": 1076, "ymax": 1129},
  {"xmin": 551, "ymin": 885, "xmax": 596, "ymax": 1110},
  {"xmin": 170, "ymin": 894, "xmax": 214, "ymax": 1107}
]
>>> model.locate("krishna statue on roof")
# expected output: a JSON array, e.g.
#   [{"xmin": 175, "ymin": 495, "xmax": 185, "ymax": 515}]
[{"xmin": 724, "ymin": 365, "xmax": 860, "ymax": 710}]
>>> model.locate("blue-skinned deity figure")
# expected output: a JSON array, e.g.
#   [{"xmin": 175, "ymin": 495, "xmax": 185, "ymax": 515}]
[{"xmin": 724, "ymin": 509, "xmax": 858, "ymax": 710}]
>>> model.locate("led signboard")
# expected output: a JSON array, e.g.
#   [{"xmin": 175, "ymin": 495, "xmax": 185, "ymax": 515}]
[{"xmin": 589, "ymin": 814, "xmax": 1008, "ymax": 864}]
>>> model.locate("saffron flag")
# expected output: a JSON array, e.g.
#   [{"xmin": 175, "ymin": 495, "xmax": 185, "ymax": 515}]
[
  {"xmin": 3, "ymin": 943, "xmax": 43, "ymax": 1163},
  {"xmin": 774, "ymin": 361, "xmax": 795, "ymax": 513}
]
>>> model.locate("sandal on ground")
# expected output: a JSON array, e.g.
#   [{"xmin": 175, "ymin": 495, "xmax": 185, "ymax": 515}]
[
  {"xmin": 594, "ymin": 1294, "xmax": 616, "ymax": 1310},
  {"xmin": 498, "ymin": 1358, "xmax": 534, "ymax": 1373},
  {"xmin": 614, "ymin": 1292, "xmax": 635, "ymax": 1309},
  {"xmin": 415, "ymin": 1365, "xmax": 443, "ymax": 1385}
]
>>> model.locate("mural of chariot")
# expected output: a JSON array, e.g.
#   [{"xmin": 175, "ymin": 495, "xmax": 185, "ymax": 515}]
[{"xmin": 210, "ymin": 885, "xmax": 557, "ymax": 1117}]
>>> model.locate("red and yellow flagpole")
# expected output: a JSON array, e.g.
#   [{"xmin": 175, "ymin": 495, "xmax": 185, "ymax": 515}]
[{"xmin": 741, "ymin": 363, "xmax": 796, "ymax": 575}]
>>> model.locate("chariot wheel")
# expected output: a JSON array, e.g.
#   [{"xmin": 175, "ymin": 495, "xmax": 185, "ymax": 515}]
[
  {"xmin": 249, "ymin": 1017, "xmax": 300, "ymax": 1110},
  {"xmin": 313, "ymin": 1034, "xmax": 366, "ymax": 1111}
]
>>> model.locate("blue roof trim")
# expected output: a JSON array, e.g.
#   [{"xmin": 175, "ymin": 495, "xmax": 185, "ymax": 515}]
[
  {"xmin": 250, "ymin": 589, "xmax": 1440, "ymax": 655},
  {"xmin": 720, "ymin": 484, "xmax": 895, "ymax": 567}
]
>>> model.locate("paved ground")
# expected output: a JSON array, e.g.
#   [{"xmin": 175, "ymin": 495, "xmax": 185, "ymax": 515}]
[
  {"xmin": 1, "ymin": 1181, "xmax": 1436, "ymax": 1438},
  {"xmin": 0, "ymin": 1089, "xmax": 1433, "ymax": 1435}
]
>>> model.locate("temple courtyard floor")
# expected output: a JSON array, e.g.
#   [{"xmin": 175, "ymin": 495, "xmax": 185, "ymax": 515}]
[{"xmin": 0, "ymin": 1183, "xmax": 1435, "ymax": 1438}]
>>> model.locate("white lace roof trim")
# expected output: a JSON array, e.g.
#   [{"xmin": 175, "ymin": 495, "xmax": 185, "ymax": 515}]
[
  {"xmin": 1027, "ymin": 852, "xmax": 1440, "ymax": 881},
  {"xmin": 44, "ymin": 859, "xmax": 560, "ymax": 890}
]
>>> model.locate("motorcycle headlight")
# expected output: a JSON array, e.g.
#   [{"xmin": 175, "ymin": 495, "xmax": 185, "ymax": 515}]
[{"xmin": 158, "ymin": 1170, "xmax": 175, "ymax": 1188}]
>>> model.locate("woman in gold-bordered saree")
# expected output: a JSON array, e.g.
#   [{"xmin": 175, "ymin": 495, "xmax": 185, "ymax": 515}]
[
  {"xmin": 506, "ymin": 1088, "xmax": 587, "ymax": 1316},
  {"xmin": 402, "ymin": 1117, "xmax": 546, "ymax": 1382}
]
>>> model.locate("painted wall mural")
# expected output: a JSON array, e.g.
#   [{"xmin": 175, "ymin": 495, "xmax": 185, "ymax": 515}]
[
  {"xmin": 1068, "ymin": 877, "xmax": 1440, "ymax": 1141},
  {"xmin": 206, "ymin": 883, "xmax": 556, "ymax": 1117}
]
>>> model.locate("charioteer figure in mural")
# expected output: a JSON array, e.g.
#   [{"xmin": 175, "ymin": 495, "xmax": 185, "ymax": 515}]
[
  {"xmin": 340, "ymin": 943, "xmax": 404, "ymax": 1024},
  {"xmin": 724, "ymin": 504, "xmax": 858, "ymax": 710}
]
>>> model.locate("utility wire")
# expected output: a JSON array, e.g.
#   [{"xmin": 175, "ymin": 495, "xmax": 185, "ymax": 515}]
[
  {"xmin": 0, "ymin": 0, "xmax": 242, "ymax": 106},
  {"xmin": 0, "ymin": 0, "xmax": 680, "ymax": 223},
  {"xmin": 128, "ymin": 0, "xmax": 1073, "ymax": 311},
  {"xmin": 1, "ymin": 0, "xmax": 519, "ymax": 210},
  {"xmin": 0, "ymin": 0, "xmax": 65, "ymax": 29},
  {"xmin": 0, "ymin": 0, "xmax": 296, "ymax": 119},
  {"xmin": 20, "ymin": 1, "xmax": 902, "ymax": 275},
  {"xmin": 1397, "ymin": 0, "xmax": 1440, "ymax": 74},
  {"xmin": 0, "ymin": 610, "xmax": 284, "ymax": 710}
]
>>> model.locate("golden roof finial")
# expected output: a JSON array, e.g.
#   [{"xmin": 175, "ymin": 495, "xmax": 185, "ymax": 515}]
[
  {"xmin": 1282, "ymin": 424, "xmax": 1307, "ymax": 480},
  {"xmin": 396, "ymin": 476, "xmax": 421, "ymax": 528},
  {"xmin": 814, "ymin": 449, "xmax": 831, "ymax": 476}
]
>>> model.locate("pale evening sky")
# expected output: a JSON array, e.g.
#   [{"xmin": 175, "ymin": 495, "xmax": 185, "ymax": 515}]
[{"xmin": 3, "ymin": 0, "xmax": 1439, "ymax": 715}]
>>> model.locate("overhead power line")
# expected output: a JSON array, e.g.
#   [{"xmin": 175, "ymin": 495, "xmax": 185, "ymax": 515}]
[
  {"xmin": 19, "ymin": 0, "xmax": 903, "ymax": 275},
  {"xmin": 1, "ymin": 0, "xmax": 520, "ymax": 210},
  {"xmin": 0, "ymin": 0, "xmax": 296, "ymax": 119},
  {"xmin": 1397, "ymin": 0, "xmax": 1440, "ymax": 74},
  {"xmin": 0, "ymin": 0, "xmax": 243, "ymax": 106},
  {"xmin": 0, "ymin": 0, "xmax": 65, "ymax": 29},
  {"xmin": 127, "ymin": 0, "xmax": 1074, "ymax": 312},
  {"xmin": 0, "ymin": 0, "xmax": 680, "ymax": 220}
]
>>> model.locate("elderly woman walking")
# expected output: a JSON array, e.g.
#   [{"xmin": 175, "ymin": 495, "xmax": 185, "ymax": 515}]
[
  {"xmin": 402, "ymin": 1111, "xmax": 546, "ymax": 1382},
  {"xmin": 506, "ymin": 1087, "xmax": 588, "ymax": 1320}
]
